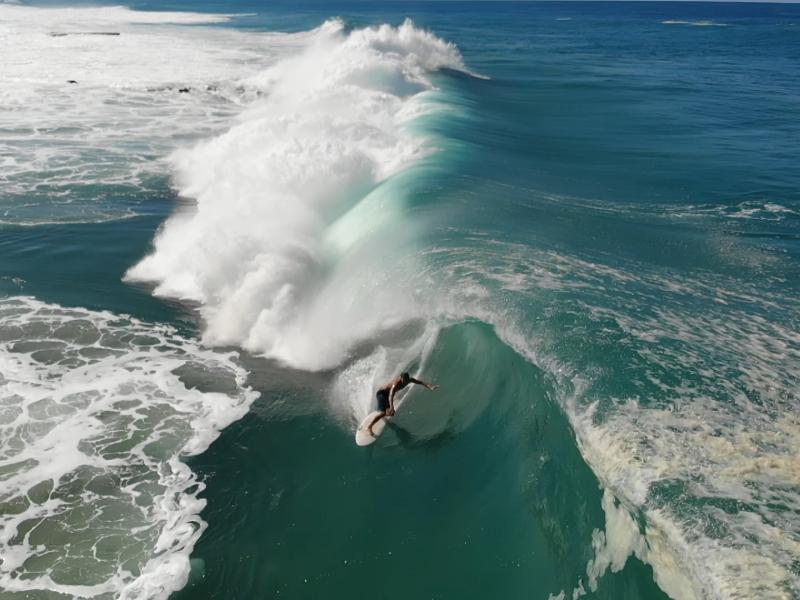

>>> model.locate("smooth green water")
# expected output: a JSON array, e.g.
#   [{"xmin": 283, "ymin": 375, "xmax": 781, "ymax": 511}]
[{"xmin": 176, "ymin": 324, "xmax": 667, "ymax": 600}]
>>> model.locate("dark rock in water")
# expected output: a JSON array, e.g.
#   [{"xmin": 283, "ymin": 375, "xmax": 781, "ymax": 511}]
[
  {"xmin": 67, "ymin": 80, "xmax": 78, "ymax": 84},
  {"xmin": 178, "ymin": 87, "xmax": 191, "ymax": 93}
]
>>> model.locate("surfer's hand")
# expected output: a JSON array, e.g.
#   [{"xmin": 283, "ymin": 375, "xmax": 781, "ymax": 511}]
[{"xmin": 428, "ymin": 384, "xmax": 439, "ymax": 390}]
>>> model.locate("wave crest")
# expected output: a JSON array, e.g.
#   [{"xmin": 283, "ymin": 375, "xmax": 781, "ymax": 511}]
[{"xmin": 128, "ymin": 19, "xmax": 465, "ymax": 371}]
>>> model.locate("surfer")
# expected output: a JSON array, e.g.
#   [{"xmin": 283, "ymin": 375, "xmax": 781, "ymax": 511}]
[{"xmin": 367, "ymin": 372, "xmax": 438, "ymax": 436}]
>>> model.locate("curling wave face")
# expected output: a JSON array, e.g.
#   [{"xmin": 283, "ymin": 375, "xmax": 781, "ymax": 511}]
[{"xmin": 422, "ymin": 236, "xmax": 800, "ymax": 600}]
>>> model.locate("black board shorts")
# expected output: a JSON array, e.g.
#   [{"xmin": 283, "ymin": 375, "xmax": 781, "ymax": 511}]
[{"xmin": 376, "ymin": 389, "xmax": 390, "ymax": 412}]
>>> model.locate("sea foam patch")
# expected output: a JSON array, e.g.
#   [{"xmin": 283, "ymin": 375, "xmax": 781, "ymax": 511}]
[
  {"xmin": 0, "ymin": 4, "xmax": 308, "ymax": 225},
  {"xmin": 540, "ymin": 265, "xmax": 799, "ymax": 598},
  {"xmin": 0, "ymin": 296, "xmax": 257, "ymax": 598}
]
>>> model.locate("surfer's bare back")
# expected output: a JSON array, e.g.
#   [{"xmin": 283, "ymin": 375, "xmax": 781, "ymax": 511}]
[{"xmin": 367, "ymin": 372, "xmax": 438, "ymax": 436}]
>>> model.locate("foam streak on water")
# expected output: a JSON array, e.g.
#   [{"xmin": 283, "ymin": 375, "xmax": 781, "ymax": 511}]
[{"xmin": 0, "ymin": 296, "xmax": 257, "ymax": 598}]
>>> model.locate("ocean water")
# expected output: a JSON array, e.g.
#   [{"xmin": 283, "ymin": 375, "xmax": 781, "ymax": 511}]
[{"xmin": 1, "ymin": 1, "xmax": 799, "ymax": 599}]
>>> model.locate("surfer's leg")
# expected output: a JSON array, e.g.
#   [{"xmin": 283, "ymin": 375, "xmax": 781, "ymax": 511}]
[
  {"xmin": 367, "ymin": 389, "xmax": 390, "ymax": 435},
  {"xmin": 366, "ymin": 411, "xmax": 385, "ymax": 436}
]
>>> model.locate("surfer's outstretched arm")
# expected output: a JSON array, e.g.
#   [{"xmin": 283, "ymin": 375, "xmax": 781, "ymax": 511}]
[{"xmin": 410, "ymin": 377, "xmax": 439, "ymax": 390}]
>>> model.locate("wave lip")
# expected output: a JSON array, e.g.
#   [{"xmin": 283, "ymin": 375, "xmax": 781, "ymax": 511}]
[
  {"xmin": 0, "ymin": 296, "xmax": 257, "ymax": 599},
  {"xmin": 128, "ymin": 19, "xmax": 467, "ymax": 371}
]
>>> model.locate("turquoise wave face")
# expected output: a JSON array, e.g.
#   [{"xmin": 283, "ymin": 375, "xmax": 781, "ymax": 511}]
[
  {"xmin": 170, "ymin": 3, "xmax": 798, "ymax": 596},
  {"xmin": 176, "ymin": 322, "xmax": 668, "ymax": 600},
  {"xmin": 2, "ymin": 2, "xmax": 799, "ymax": 599}
]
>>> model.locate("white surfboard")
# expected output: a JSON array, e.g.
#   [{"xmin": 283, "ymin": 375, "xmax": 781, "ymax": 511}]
[
  {"xmin": 355, "ymin": 410, "xmax": 390, "ymax": 446},
  {"xmin": 355, "ymin": 386, "xmax": 416, "ymax": 446}
]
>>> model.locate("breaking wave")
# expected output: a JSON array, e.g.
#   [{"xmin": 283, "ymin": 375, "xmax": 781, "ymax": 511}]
[{"xmin": 127, "ymin": 18, "xmax": 468, "ymax": 371}]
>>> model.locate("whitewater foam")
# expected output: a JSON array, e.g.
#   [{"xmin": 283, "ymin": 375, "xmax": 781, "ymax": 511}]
[
  {"xmin": 0, "ymin": 296, "xmax": 257, "ymax": 598},
  {"xmin": 0, "ymin": 4, "xmax": 310, "ymax": 225},
  {"xmin": 500, "ymin": 252, "xmax": 799, "ymax": 598},
  {"xmin": 127, "ymin": 18, "xmax": 467, "ymax": 371},
  {"xmin": 410, "ymin": 229, "xmax": 800, "ymax": 599}
]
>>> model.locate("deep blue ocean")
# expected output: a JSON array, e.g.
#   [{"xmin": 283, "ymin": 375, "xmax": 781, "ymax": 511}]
[{"xmin": 1, "ymin": 2, "xmax": 798, "ymax": 599}]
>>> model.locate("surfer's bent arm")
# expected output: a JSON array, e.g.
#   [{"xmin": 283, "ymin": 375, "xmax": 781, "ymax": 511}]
[{"xmin": 410, "ymin": 377, "xmax": 439, "ymax": 390}]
